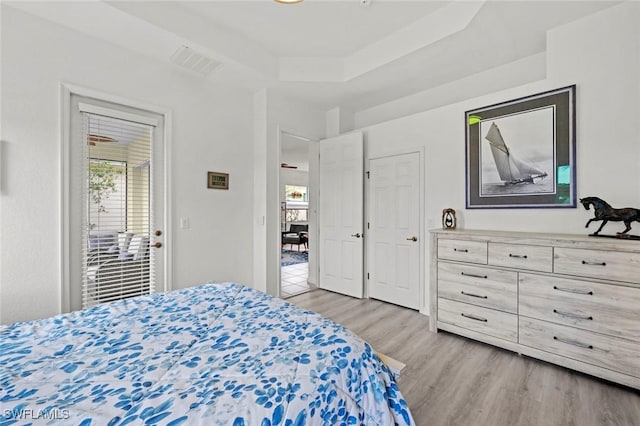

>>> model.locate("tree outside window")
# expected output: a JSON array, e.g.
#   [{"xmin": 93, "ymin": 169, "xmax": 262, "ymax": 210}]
[{"xmin": 89, "ymin": 159, "xmax": 126, "ymax": 230}]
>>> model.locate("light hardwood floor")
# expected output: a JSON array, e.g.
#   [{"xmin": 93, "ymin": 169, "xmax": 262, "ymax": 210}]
[{"xmin": 287, "ymin": 289, "xmax": 640, "ymax": 426}]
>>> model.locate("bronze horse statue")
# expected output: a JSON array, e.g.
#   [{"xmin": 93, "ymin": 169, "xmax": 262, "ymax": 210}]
[{"xmin": 580, "ymin": 197, "xmax": 640, "ymax": 236}]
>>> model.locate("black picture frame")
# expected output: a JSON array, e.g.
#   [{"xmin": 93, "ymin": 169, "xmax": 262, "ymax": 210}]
[
  {"xmin": 207, "ymin": 171, "xmax": 229, "ymax": 190},
  {"xmin": 465, "ymin": 85, "xmax": 576, "ymax": 209}
]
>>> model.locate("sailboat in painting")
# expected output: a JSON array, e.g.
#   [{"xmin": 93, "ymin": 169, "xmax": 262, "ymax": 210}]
[{"xmin": 485, "ymin": 122, "xmax": 548, "ymax": 185}]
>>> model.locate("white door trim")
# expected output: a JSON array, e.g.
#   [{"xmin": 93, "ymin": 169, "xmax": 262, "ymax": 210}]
[
  {"xmin": 59, "ymin": 82, "xmax": 173, "ymax": 314},
  {"xmin": 366, "ymin": 146, "xmax": 425, "ymax": 313},
  {"xmin": 274, "ymin": 126, "xmax": 318, "ymax": 298}
]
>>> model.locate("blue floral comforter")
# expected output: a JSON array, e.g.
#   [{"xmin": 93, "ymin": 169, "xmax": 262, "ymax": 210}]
[{"xmin": 1, "ymin": 283, "xmax": 414, "ymax": 425}]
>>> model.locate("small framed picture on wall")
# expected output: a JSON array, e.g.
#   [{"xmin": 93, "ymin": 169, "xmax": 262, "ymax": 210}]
[{"xmin": 207, "ymin": 171, "xmax": 229, "ymax": 190}]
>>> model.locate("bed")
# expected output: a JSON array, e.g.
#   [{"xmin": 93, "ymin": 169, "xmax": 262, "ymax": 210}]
[{"xmin": 1, "ymin": 283, "xmax": 414, "ymax": 425}]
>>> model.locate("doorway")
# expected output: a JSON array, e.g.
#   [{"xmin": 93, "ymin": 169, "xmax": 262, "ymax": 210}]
[
  {"xmin": 64, "ymin": 88, "xmax": 169, "ymax": 312},
  {"xmin": 279, "ymin": 132, "xmax": 315, "ymax": 298}
]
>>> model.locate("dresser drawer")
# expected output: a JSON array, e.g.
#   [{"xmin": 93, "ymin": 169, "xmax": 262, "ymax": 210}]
[
  {"xmin": 438, "ymin": 239, "xmax": 487, "ymax": 264},
  {"xmin": 438, "ymin": 298, "xmax": 517, "ymax": 342},
  {"xmin": 438, "ymin": 262, "xmax": 517, "ymax": 313},
  {"xmin": 519, "ymin": 274, "xmax": 640, "ymax": 340},
  {"xmin": 489, "ymin": 242, "xmax": 552, "ymax": 272},
  {"xmin": 519, "ymin": 317, "xmax": 640, "ymax": 378},
  {"xmin": 554, "ymin": 247, "xmax": 640, "ymax": 283}
]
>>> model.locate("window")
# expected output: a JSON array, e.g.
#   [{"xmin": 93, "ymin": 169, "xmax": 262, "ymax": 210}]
[
  {"xmin": 88, "ymin": 159, "xmax": 127, "ymax": 233},
  {"xmin": 82, "ymin": 110, "xmax": 154, "ymax": 307},
  {"xmin": 285, "ymin": 185, "xmax": 308, "ymax": 202},
  {"xmin": 283, "ymin": 185, "xmax": 308, "ymax": 225},
  {"xmin": 286, "ymin": 208, "xmax": 307, "ymax": 223}
]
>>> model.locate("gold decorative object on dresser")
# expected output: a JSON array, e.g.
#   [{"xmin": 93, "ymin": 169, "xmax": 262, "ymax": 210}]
[{"xmin": 429, "ymin": 229, "xmax": 640, "ymax": 389}]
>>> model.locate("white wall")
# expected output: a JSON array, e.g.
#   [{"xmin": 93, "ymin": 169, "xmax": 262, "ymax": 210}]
[
  {"xmin": 326, "ymin": 106, "xmax": 355, "ymax": 138},
  {"xmin": 0, "ymin": 6, "xmax": 255, "ymax": 323},
  {"xmin": 355, "ymin": 52, "xmax": 547, "ymax": 129},
  {"xmin": 361, "ymin": 1, "xmax": 640, "ymax": 314},
  {"xmin": 546, "ymin": 2, "xmax": 640, "ymax": 204},
  {"xmin": 252, "ymin": 89, "xmax": 268, "ymax": 294}
]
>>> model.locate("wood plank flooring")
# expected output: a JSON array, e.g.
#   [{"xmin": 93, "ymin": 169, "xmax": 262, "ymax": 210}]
[{"xmin": 287, "ymin": 289, "xmax": 640, "ymax": 426}]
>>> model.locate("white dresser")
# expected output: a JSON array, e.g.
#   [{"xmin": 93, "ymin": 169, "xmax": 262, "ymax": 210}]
[{"xmin": 429, "ymin": 229, "xmax": 640, "ymax": 389}]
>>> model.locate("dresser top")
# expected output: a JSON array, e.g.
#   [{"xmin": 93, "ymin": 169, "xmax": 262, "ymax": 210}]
[{"xmin": 429, "ymin": 228, "xmax": 640, "ymax": 252}]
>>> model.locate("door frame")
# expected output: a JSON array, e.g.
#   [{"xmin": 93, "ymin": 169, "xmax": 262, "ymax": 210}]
[
  {"xmin": 59, "ymin": 82, "xmax": 173, "ymax": 313},
  {"xmin": 366, "ymin": 146, "xmax": 425, "ymax": 312},
  {"xmin": 274, "ymin": 126, "xmax": 318, "ymax": 298}
]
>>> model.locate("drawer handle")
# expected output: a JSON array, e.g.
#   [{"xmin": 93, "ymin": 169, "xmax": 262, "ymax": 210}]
[
  {"xmin": 553, "ymin": 309, "xmax": 593, "ymax": 321},
  {"xmin": 461, "ymin": 291, "xmax": 488, "ymax": 299},
  {"xmin": 553, "ymin": 285, "xmax": 593, "ymax": 296},
  {"xmin": 581, "ymin": 260, "xmax": 606, "ymax": 266},
  {"xmin": 461, "ymin": 313, "xmax": 488, "ymax": 322},
  {"xmin": 454, "ymin": 248, "xmax": 469, "ymax": 253},
  {"xmin": 461, "ymin": 272, "xmax": 488, "ymax": 279},
  {"xmin": 553, "ymin": 336, "xmax": 593, "ymax": 350},
  {"xmin": 509, "ymin": 254, "xmax": 528, "ymax": 259}
]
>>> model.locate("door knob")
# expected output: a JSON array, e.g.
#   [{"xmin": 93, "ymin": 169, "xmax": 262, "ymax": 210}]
[
  {"xmin": 406, "ymin": 236, "xmax": 418, "ymax": 242},
  {"xmin": 351, "ymin": 233, "xmax": 362, "ymax": 238},
  {"xmin": 153, "ymin": 242, "xmax": 162, "ymax": 248}
]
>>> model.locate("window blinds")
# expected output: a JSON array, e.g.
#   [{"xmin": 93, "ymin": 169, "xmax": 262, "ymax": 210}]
[{"xmin": 80, "ymin": 109, "xmax": 156, "ymax": 308}]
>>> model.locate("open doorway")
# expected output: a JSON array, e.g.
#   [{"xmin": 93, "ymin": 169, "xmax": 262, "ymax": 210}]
[{"xmin": 280, "ymin": 132, "xmax": 315, "ymax": 298}]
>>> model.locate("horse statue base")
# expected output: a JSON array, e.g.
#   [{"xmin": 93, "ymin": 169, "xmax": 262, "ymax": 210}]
[
  {"xmin": 580, "ymin": 196, "xmax": 640, "ymax": 240},
  {"xmin": 590, "ymin": 233, "xmax": 640, "ymax": 241}
]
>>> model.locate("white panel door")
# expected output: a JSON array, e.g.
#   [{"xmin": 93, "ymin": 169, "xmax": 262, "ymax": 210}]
[
  {"xmin": 369, "ymin": 152, "xmax": 420, "ymax": 309},
  {"xmin": 319, "ymin": 132, "xmax": 364, "ymax": 298}
]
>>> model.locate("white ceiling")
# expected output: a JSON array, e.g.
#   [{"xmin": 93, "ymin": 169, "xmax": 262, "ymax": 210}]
[
  {"xmin": 8, "ymin": 0, "xmax": 621, "ymax": 112},
  {"xmin": 182, "ymin": 1, "xmax": 449, "ymax": 57}
]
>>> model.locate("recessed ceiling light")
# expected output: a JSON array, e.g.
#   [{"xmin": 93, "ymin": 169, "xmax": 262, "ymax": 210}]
[{"xmin": 274, "ymin": 0, "xmax": 303, "ymax": 4}]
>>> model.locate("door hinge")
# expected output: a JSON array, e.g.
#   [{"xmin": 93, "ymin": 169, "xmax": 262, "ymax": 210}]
[
  {"xmin": 367, "ymin": 222, "xmax": 370, "ymax": 229},
  {"xmin": 366, "ymin": 171, "xmax": 370, "ymax": 179},
  {"xmin": 367, "ymin": 272, "xmax": 370, "ymax": 279}
]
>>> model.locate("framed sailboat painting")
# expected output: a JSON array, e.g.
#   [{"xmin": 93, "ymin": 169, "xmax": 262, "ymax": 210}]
[{"xmin": 465, "ymin": 85, "xmax": 576, "ymax": 209}]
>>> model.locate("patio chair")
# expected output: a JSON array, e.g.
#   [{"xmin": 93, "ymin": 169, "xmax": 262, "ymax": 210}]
[
  {"xmin": 87, "ymin": 232, "xmax": 133, "ymax": 266},
  {"xmin": 282, "ymin": 224, "xmax": 308, "ymax": 252},
  {"xmin": 87, "ymin": 235, "xmax": 151, "ymax": 303}
]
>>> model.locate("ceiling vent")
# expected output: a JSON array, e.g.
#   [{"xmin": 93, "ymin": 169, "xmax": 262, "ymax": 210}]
[{"xmin": 170, "ymin": 45, "xmax": 221, "ymax": 76}]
